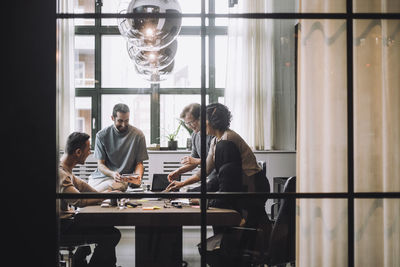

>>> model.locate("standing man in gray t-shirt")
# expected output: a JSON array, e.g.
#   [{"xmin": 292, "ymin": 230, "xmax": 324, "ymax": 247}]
[
  {"xmin": 168, "ymin": 103, "xmax": 217, "ymax": 191},
  {"xmin": 88, "ymin": 103, "xmax": 149, "ymax": 192}
]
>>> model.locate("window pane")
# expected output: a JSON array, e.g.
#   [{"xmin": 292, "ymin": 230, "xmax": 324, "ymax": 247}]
[
  {"xmin": 354, "ymin": 19, "xmax": 400, "ymax": 192},
  {"xmin": 353, "ymin": 0, "xmax": 400, "ymax": 13},
  {"xmin": 101, "ymin": 0, "xmax": 119, "ymax": 26},
  {"xmin": 101, "ymin": 36, "xmax": 151, "ymax": 88},
  {"xmin": 159, "ymin": 36, "xmax": 207, "ymax": 88},
  {"xmin": 74, "ymin": 97, "xmax": 92, "ymax": 138},
  {"xmin": 101, "ymin": 94, "xmax": 151, "ymax": 146},
  {"xmin": 298, "ymin": 199, "xmax": 347, "ymax": 266},
  {"xmin": 355, "ymin": 199, "xmax": 400, "ymax": 266},
  {"xmin": 102, "ymin": 0, "xmax": 201, "ymax": 26},
  {"xmin": 215, "ymin": 36, "xmax": 228, "ymax": 88},
  {"xmin": 74, "ymin": 0, "xmax": 95, "ymax": 25},
  {"xmin": 215, "ymin": 0, "xmax": 228, "ymax": 26},
  {"xmin": 159, "ymin": 94, "xmax": 209, "ymax": 147},
  {"xmin": 226, "ymin": 0, "xmax": 345, "ymax": 13},
  {"xmin": 180, "ymin": 0, "xmax": 201, "ymax": 26},
  {"xmin": 75, "ymin": 36, "xmax": 95, "ymax": 88}
]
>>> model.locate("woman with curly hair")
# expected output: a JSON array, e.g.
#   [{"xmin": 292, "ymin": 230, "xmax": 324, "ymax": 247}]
[{"xmin": 167, "ymin": 103, "xmax": 269, "ymax": 228}]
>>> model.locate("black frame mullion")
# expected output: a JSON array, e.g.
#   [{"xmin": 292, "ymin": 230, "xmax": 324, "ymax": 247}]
[
  {"xmin": 346, "ymin": 1, "xmax": 354, "ymax": 267},
  {"xmin": 150, "ymin": 84, "xmax": 160, "ymax": 144},
  {"xmin": 200, "ymin": 1, "xmax": 207, "ymax": 266}
]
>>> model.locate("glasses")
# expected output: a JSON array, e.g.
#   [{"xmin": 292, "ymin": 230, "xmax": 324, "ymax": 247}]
[{"xmin": 185, "ymin": 119, "xmax": 197, "ymax": 127}]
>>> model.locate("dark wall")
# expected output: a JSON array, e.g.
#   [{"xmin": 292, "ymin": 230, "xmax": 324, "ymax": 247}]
[{"xmin": 8, "ymin": 1, "xmax": 56, "ymax": 265}]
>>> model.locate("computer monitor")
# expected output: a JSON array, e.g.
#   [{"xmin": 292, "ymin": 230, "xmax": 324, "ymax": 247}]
[{"xmin": 151, "ymin": 173, "xmax": 181, "ymax": 192}]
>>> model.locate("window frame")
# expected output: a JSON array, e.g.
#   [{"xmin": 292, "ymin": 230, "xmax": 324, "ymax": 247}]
[
  {"xmin": 74, "ymin": 1, "xmax": 226, "ymax": 146},
  {"xmin": 56, "ymin": 1, "xmax": 400, "ymax": 267}
]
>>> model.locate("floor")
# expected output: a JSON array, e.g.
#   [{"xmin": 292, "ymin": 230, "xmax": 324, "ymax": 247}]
[
  {"xmin": 62, "ymin": 226, "xmax": 290, "ymax": 267},
  {"xmin": 97, "ymin": 226, "xmax": 213, "ymax": 267}
]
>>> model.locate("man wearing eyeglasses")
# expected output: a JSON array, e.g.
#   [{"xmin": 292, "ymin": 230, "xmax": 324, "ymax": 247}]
[{"xmin": 167, "ymin": 103, "xmax": 217, "ymax": 192}]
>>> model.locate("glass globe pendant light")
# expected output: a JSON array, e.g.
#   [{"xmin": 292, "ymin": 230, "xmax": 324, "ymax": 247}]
[
  {"xmin": 118, "ymin": 0, "xmax": 181, "ymax": 82},
  {"xmin": 135, "ymin": 60, "xmax": 175, "ymax": 83},
  {"xmin": 118, "ymin": 0, "xmax": 181, "ymax": 51},
  {"xmin": 127, "ymin": 39, "xmax": 177, "ymax": 71}
]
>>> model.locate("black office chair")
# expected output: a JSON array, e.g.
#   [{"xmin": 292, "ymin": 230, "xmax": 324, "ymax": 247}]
[
  {"xmin": 203, "ymin": 176, "xmax": 296, "ymax": 267},
  {"xmin": 59, "ymin": 218, "xmax": 92, "ymax": 267},
  {"xmin": 242, "ymin": 176, "xmax": 296, "ymax": 267},
  {"xmin": 198, "ymin": 162, "xmax": 273, "ymax": 267},
  {"xmin": 59, "ymin": 239, "xmax": 91, "ymax": 267}
]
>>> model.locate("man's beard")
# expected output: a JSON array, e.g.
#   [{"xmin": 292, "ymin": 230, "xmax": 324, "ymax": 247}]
[{"xmin": 117, "ymin": 125, "xmax": 128, "ymax": 132}]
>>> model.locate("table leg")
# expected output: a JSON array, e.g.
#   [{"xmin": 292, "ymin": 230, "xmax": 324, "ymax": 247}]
[{"xmin": 135, "ymin": 226, "xmax": 183, "ymax": 267}]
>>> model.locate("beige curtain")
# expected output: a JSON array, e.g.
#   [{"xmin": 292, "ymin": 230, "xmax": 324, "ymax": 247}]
[
  {"xmin": 353, "ymin": 17, "xmax": 400, "ymax": 267},
  {"xmin": 297, "ymin": 1, "xmax": 400, "ymax": 267},
  {"xmin": 297, "ymin": 17, "xmax": 349, "ymax": 267},
  {"xmin": 225, "ymin": 0, "xmax": 274, "ymax": 150},
  {"xmin": 57, "ymin": 0, "xmax": 75, "ymax": 150}
]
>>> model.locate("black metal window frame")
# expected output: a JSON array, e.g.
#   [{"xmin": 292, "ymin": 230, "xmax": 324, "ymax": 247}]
[
  {"xmin": 56, "ymin": 1, "xmax": 400, "ymax": 267},
  {"xmin": 73, "ymin": 0, "xmax": 226, "ymax": 146}
]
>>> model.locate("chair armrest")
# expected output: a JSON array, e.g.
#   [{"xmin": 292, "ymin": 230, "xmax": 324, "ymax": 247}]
[{"xmin": 270, "ymin": 202, "xmax": 279, "ymax": 221}]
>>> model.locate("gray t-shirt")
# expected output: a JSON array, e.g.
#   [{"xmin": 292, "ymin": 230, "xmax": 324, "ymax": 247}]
[
  {"xmin": 191, "ymin": 131, "xmax": 213, "ymax": 158},
  {"xmin": 89, "ymin": 124, "xmax": 149, "ymax": 179},
  {"xmin": 191, "ymin": 132, "xmax": 218, "ymax": 184}
]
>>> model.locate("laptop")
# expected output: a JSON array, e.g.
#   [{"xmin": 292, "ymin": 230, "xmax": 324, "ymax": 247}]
[{"xmin": 151, "ymin": 174, "xmax": 181, "ymax": 192}]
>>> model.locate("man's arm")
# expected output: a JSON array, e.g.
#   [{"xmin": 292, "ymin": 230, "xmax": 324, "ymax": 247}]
[
  {"xmin": 133, "ymin": 161, "xmax": 145, "ymax": 185},
  {"xmin": 61, "ymin": 174, "xmax": 104, "ymax": 207},
  {"xmin": 168, "ymin": 163, "xmax": 198, "ymax": 182},
  {"xmin": 168, "ymin": 155, "xmax": 202, "ymax": 182},
  {"xmin": 165, "ymin": 173, "xmax": 201, "ymax": 192},
  {"xmin": 98, "ymin": 159, "xmax": 122, "ymax": 182}
]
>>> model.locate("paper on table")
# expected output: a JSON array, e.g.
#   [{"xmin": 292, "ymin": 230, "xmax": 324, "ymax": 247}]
[{"xmin": 142, "ymin": 206, "xmax": 161, "ymax": 210}]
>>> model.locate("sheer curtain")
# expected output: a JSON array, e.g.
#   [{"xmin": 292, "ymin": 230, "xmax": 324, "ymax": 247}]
[
  {"xmin": 297, "ymin": 16, "xmax": 348, "ymax": 267},
  {"xmin": 297, "ymin": 1, "xmax": 400, "ymax": 267},
  {"xmin": 224, "ymin": 0, "xmax": 274, "ymax": 150},
  {"xmin": 56, "ymin": 0, "xmax": 75, "ymax": 150},
  {"xmin": 353, "ymin": 17, "xmax": 400, "ymax": 267}
]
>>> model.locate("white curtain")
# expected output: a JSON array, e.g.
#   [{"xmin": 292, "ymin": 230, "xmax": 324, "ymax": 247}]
[
  {"xmin": 297, "ymin": 1, "xmax": 400, "ymax": 267},
  {"xmin": 57, "ymin": 0, "xmax": 75, "ymax": 150},
  {"xmin": 297, "ymin": 17, "xmax": 349, "ymax": 267},
  {"xmin": 353, "ymin": 17, "xmax": 400, "ymax": 267},
  {"xmin": 225, "ymin": 0, "xmax": 274, "ymax": 150}
]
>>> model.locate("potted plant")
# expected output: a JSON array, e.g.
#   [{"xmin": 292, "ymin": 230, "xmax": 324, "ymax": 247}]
[{"xmin": 165, "ymin": 122, "xmax": 182, "ymax": 150}]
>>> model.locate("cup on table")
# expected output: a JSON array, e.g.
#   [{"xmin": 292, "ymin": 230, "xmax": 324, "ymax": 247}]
[
  {"xmin": 110, "ymin": 198, "xmax": 117, "ymax": 206},
  {"xmin": 117, "ymin": 198, "xmax": 127, "ymax": 209},
  {"xmin": 141, "ymin": 182, "xmax": 151, "ymax": 192}
]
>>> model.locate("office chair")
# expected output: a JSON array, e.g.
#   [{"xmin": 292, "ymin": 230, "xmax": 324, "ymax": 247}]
[
  {"xmin": 242, "ymin": 176, "xmax": 296, "ymax": 267},
  {"xmin": 59, "ymin": 238, "xmax": 91, "ymax": 267},
  {"xmin": 198, "ymin": 161, "xmax": 273, "ymax": 267},
  {"xmin": 59, "ymin": 218, "xmax": 92, "ymax": 267},
  {"xmin": 203, "ymin": 176, "xmax": 296, "ymax": 267}
]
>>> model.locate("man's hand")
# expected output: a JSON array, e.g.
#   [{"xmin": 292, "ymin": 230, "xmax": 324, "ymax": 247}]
[
  {"xmin": 126, "ymin": 174, "xmax": 141, "ymax": 186},
  {"xmin": 181, "ymin": 156, "xmax": 201, "ymax": 165},
  {"xmin": 168, "ymin": 170, "xmax": 181, "ymax": 182},
  {"xmin": 112, "ymin": 171, "xmax": 122, "ymax": 182},
  {"xmin": 165, "ymin": 181, "xmax": 184, "ymax": 192}
]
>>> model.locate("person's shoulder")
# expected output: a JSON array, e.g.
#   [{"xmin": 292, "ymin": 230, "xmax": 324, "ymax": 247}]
[
  {"xmin": 191, "ymin": 131, "xmax": 200, "ymax": 139},
  {"xmin": 224, "ymin": 129, "xmax": 243, "ymax": 142},
  {"xmin": 96, "ymin": 125, "xmax": 112, "ymax": 139},
  {"xmin": 224, "ymin": 129, "xmax": 235, "ymax": 139},
  {"xmin": 58, "ymin": 166, "xmax": 68, "ymax": 177},
  {"xmin": 129, "ymin": 125, "xmax": 145, "ymax": 138}
]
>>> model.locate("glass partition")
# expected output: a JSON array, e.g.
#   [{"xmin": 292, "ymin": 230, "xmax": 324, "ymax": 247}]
[{"xmin": 56, "ymin": 1, "xmax": 400, "ymax": 267}]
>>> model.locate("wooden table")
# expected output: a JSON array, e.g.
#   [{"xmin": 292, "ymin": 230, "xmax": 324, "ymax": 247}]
[{"xmin": 74, "ymin": 199, "xmax": 241, "ymax": 267}]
